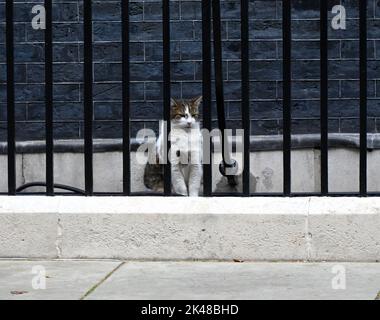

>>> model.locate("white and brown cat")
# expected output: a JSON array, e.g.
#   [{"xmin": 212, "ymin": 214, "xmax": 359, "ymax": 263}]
[{"xmin": 144, "ymin": 96, "xmax": 203, "ymax": 197}]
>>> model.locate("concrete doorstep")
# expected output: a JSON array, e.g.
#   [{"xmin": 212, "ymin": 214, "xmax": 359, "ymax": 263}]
[
  {"xmin": 0, "ymin": 261, "xmax": 379, "ymax": 300},
  {"xmin": 0, "ymin": 197, "xmax": 380, "ymax": 261}
]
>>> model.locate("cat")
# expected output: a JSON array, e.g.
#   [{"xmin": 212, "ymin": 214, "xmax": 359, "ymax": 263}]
[
  {"xmin": 144, "ymin": 96, "xmax": 203, "ymax": 197},
  {"xmin": 214, "ymin": 173, "xmax": 258, "ymax": 193}
]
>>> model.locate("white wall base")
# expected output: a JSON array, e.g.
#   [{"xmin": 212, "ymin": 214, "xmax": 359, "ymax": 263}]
[
  {"xmin": 3, "ymin": 147, "xmax": 380, "ymax": 194},
  {"xmin": 0, "ymin": 197, "xmax": 379, "ymax": 262}
]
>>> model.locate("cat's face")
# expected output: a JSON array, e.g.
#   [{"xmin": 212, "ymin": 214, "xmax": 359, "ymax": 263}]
[{"xmin": 171, "ymin": 96, "xmax": 202, "ymax": 129}]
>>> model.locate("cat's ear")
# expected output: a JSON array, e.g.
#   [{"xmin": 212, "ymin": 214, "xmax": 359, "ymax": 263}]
[
  {"xmin": 171, "ymin": 98, "xmax": 179, "ymax": 107},
  {"xmin": 191, "ymin": 96, "xmax": 203, "ymax": 108}
]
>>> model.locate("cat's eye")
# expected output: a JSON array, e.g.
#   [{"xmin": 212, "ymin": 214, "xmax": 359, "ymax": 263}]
[{"xmin": 174, "ymin": 113, "xmax": 197, "ymax": 119}]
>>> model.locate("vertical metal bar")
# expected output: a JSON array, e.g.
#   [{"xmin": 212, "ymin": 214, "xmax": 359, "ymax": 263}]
[
  {"xmin": 122, "ymin": 0, "xmax": 130, "ymax": 196},
  {"xmin": 359, "ymin": 0, "xmax": 367, "ymax": 196},
  {"xmin": 163, "ymin": 0, "xmax": 171, "ymax": 196},
  {"xmin": 320, "ymin": 0, "xmax": 328, "ymax": 195},
  {"xmin": 45, "ymin": 0, "xmax": 54, "ymax": 196},
  {"xmin": 202, "ymin": 0, "xmax": 212, "ymax": 197},
  {"xmin": 282, "ymin": 0, "xmax": 292, "ymax": 196},
  {"xmin": 241, "ymin": 0, "xmax": 250, "ymax": 196},
  {"xmin": 84, "ymin": 0, "xmax": 93, "ymax": 195},
  {"xmin": 6, "ymin": 0, "xmax": 15, "ymax": 195}
]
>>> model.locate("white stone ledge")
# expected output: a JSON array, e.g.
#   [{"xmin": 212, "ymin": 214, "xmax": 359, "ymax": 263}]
[{"xmin": 0, "ymin": 197, "xmax": 379, "ymax": 262}]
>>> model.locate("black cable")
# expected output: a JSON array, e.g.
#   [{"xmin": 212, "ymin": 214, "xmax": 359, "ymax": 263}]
[
  {"xmin": 211, "ymin": 0, "xmax": 238, "ymax": 186},
  {"xmin": 16, "ymin": 182, "xmax": 86, "ymax": 195}
]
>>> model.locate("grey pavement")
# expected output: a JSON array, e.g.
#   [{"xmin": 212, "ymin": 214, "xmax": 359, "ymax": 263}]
[{"xmin": 0, "ymin": 260, "xmax": 379, "ymax": 300}]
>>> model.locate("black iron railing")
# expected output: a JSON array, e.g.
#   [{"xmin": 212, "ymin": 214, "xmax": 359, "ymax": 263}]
[
  {"xmin": 6, "ymin": 0, "xmax": 15, "ymax": 195},
  {"xmin": 3, "ymin": 0, "xmax": 373, "ymax": 197}
]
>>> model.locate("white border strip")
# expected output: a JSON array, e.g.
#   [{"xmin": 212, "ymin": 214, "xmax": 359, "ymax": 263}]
[{"xmin": 1, "ymin": 196, "xmax": 380, "ymax": 215}]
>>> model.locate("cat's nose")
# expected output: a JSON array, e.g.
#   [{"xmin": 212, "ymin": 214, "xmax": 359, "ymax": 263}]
[{"xmin": 187, "ymin": 122, "xmax": 192, "ymax": 128}]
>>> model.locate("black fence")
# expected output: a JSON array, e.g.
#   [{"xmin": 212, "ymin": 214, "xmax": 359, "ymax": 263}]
[{"xmin": 2, "ymin": 0, "xmax": 374, "ymax": 197}]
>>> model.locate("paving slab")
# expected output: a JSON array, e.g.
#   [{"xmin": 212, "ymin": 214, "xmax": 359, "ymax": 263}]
[
  {"xmin": 0, "ymin": 260, "xmax": 121, "ymax": 300},
  {"xmin": 86, "ymin": 262, "xmax": 380, "ymax": 300}
]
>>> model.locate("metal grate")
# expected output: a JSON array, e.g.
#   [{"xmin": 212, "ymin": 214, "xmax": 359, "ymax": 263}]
[{"xmin": 3, "ymin": 0, "xmax": 373, "ymax": 197}]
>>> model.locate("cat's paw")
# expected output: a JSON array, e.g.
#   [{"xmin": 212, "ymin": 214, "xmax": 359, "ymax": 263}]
[
  {"xmin": 174, "ymin": 186, "xmax": 188, "ymax": 196},
  {"xmin": 173, "ymin": 192, "xmax": 188, "ymax": 197}
]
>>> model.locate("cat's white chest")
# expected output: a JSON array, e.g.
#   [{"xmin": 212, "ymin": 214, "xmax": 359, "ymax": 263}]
[{"xmin": 170, "ymin": 129, "xmax": 202, "ymax": 164}]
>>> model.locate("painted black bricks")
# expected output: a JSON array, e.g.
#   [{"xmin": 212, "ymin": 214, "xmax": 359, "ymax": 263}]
[{"xmin": 0, "ymin": 0, "xmax": 380, "ymax": 140}]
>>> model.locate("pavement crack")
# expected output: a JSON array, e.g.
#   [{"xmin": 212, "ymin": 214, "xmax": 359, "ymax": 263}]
[
  {"xmin": 80, "ymin": 262, "xmax": 125, "ymax": 300},
  {"xmin": 305, "ymin": 197, "xmax": 313, "ymax": 262},
  {"xmin": 55, "ymin": 218, "xmax": 63, "ymax": 258}
]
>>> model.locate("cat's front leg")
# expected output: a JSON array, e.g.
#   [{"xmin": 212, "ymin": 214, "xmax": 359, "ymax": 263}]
[
  {"xmin": 188, "ymin": 163, "xmax": 203, "ymax": 197},
  {"xmin": 171, "ymin": 164, "xmax": 188, "ymax": 196}
]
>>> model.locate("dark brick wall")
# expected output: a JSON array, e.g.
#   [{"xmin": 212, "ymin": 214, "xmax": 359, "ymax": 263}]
[{"xmin": 0, "ymin": 0, "xmax": 380, "ymax": 140}]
